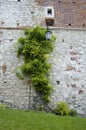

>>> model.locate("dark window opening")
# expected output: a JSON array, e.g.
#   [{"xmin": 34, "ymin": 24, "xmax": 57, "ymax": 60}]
[
  {"xmin": 47, "ymin": 9, "xmax": 52, "ymax": 15},
  {"xmin": 17, "ymin": 23, "xmax": 20, "ymax": 26},
  {"xmin": 18, "ymin": 0, "xmax": 20, "ymax": 2},
  {"xmin": 4, "ymin": 81, "xmax": 7, "ymax": 84},
  {"xmin": 72, "ymin": 1, "xmax": 76, "ymax": 4},
  {"xmin": 69, "ymin": 23, "xmax": 71, "ymax": 26},
  {"xmin": 62, "ymin": 39, "xmax": 64, "ymax": 42},
  {"xmin": 31, "ymin": 11, "xmax": 34, "ymax": 14},
  {"xmin": 58, "ymin": 1, "xmax": 61, "ymax": 3},
  {"xmin": 56, "ymin": 81, "xmax": 60, "ymax": 85},
  {"xmin": 82, "ymin": 23, "xmax": 85, "ymax": 28}
]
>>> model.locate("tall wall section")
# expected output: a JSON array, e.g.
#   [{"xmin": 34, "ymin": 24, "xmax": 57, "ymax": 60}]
[
  {"xmin": 50, "ymin": 29, "xmax": 86, "ymax": 115},
  {"xmin": 0, "ymin": 0, "xmax": 45, "ymax": 109},
  {"xmin": 0, "ymin": 0, "xmax": 86, "ymax": 115}
]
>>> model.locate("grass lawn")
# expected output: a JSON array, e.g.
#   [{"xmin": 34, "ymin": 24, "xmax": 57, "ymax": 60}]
[{"xmin": 0, "ymin": 108, "xmax": 86, "ymax": 130}]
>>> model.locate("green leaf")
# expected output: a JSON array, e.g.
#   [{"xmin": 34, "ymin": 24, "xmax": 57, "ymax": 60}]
[{"xmin": 15, "ymin": 26, "xmax": 56, "ymax": 103}]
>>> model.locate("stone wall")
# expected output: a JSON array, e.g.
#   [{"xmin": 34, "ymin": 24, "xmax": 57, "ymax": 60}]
[
  {"xmin": 0, "ymin": 0, "xmax": 86, "ymax": 116},
  {"xmin": 0, "ymin": 0, "xmax": 45, "ymax": 28},
  {"xmin": 49, "ymin": 28, "xmax": 86, "ymax": 116},
  {"xmin": 0, "ymin": 29, "xmax": 36, "ymax": 109},
  {"xmin": 0, "ymin": 28, "xmax": 86, "ymax": 115}
]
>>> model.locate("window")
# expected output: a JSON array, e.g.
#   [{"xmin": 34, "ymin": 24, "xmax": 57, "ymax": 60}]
[
  {"xmin": 47, "ymin": 9, "xmax": 52, "ymax": 15},
  {"xmin": 46, "ymin": 7, "xmax": 54, "ymax": 18},
  {"xmin": 45, "ymin": 7, "xmax": 54, "ymax": 26}
]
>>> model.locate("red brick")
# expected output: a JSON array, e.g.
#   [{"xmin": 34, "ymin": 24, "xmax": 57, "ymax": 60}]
[
  {"xmin": 36, "ymin": 0, "xmax": 86, "ymax": 28},
  {"xmin": 66, "ymin": 65, "xmax": 75, "ymax": 71},
  {"xmin": 70, "ymin": 51, "xmax": 78, "ymax": 55}
]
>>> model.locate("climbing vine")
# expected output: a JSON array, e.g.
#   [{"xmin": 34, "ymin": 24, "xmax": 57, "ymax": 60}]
[{"xmin": 15, "ymin": 26, "xmax": 56, "ymax": 103}]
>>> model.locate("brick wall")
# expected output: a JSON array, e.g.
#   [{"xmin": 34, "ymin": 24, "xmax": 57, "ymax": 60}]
[{"xmin": 36, "ymin": 0, "xmax": 86, "ymax": 28}]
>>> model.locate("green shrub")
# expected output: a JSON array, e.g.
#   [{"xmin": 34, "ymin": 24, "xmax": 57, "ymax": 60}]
[
  {"xmin": 0, "ymin": 102, "xmax": 5, "ymax": 109},
  {"xmin": 54, "ymin": 101, "xmax": 70, "ymax": 116},
  {"xmin": 69, "ymin": 109, "xmax": 77, "ymax": 116},
  {"xmin": 15, "ymin": 26, "xmax": 56, "ymax": 103}
]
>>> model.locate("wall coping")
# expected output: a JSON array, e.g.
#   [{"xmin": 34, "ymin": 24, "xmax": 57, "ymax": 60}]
[
  {"xmin": 0, "ymin": 26, "xmax": 86, "ymax": 31},
  {"xmin": 46, "ymin": 27, "xmax": 86, "ymax": 31}
]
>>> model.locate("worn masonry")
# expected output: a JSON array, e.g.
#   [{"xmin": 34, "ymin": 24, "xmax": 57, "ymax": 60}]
[{"xmin": 0, "ymin": 0, "xmax": 86, "ymax": 116}]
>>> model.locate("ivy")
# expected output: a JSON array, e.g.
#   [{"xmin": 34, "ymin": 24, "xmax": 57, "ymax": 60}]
[{"xmin": 15, "ymin": 26, "xmax": 56, "ymax": 103}]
